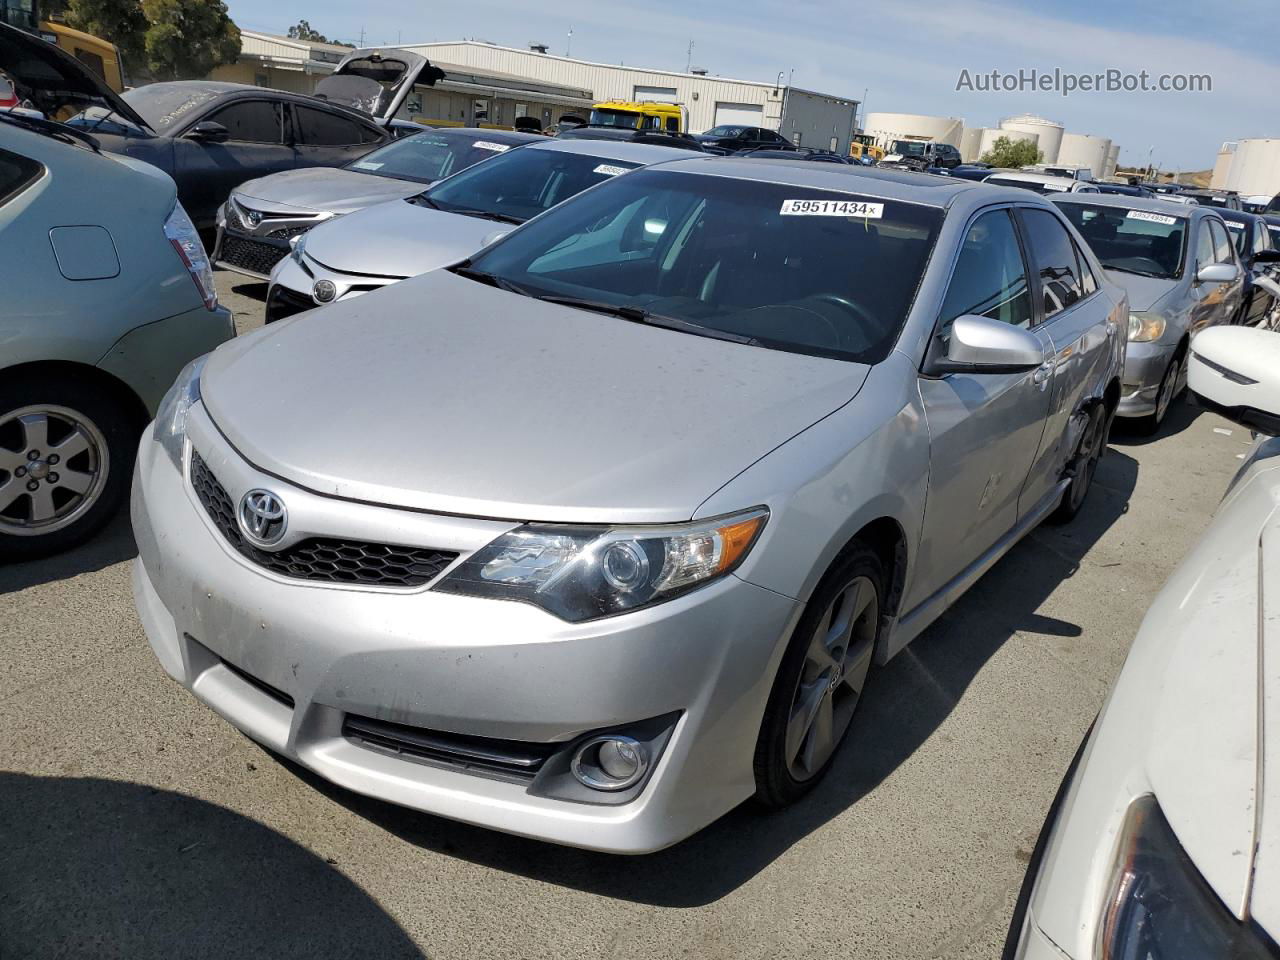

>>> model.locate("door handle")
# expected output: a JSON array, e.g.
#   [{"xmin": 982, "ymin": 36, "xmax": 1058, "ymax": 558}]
[{"xmin": 1032, "ymin": 360, "xmax": 1053, "ymax": 387}]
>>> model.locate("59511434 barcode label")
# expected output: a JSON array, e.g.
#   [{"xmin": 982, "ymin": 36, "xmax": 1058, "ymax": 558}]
[{"xmin": 780, "ymin": 199, "xmax": 884, "ymax": 218}]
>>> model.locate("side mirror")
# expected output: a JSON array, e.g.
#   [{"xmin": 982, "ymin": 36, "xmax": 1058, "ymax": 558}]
[
  {"xmin": 1187, "ymin": 327, "xmax": 1280, "ymax": 435},
  {"xmin": 186, "ymin": 121, "xmax": 229, "ymax": 143},
  {"xmin": 1196, "ymin": 262, "xmax": 1239, "ymax": 285},
  {"xmin": 926, "ymin": 314, "xmax": 1044, "ymax": 376}
]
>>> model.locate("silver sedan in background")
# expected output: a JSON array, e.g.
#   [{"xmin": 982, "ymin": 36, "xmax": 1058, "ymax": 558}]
[
  {"xmin": 132, "ymin": 161, "xmax": 1124, "ymax": 852},
  {"xmin": 213, "ymin": 127, "xmax": 543, "ymax": 281},
  {"xmin": 1055, "ymin": 194, "xmax": 1243, "ymax": 432},
  {"xmin": 263, "ymin": 138, "xmax": 684, "ymax": 322}
]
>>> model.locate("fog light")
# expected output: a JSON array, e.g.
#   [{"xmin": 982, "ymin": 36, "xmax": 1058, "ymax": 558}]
[{"xmin": 570, "ymin": 735, "xmax": 649, "ymax": 791}]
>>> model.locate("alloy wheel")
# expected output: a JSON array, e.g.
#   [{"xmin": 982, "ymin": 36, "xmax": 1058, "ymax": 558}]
[
  {"xmin": 0, "ymin": 405, "xmax": 109, "ymax": 537},
  {"xmin": 1067, "ymin": 410, "xmax": 1106, "ymax": 513},
  {"xmin": 1154, "ymin": 356, "xmax": 1182, "ymax": 425},
  {"xmin": 784, "ymin": 575, "xmax": 879, "ymax": 782}
]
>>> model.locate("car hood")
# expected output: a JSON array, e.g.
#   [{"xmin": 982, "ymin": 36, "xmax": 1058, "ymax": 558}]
[
  {"xmin": 0, "ymin": 23, "xmax": 152, "ymax": 131},
  {"xmin": 200, "ymin": 269, "xmax": 870, "ymax": 523},
  {"xmin": 301, "ymin": 200, "xmax": 501, "ymax": 279},
  {"xmin": 236, "ymin": 168, "xmax": 426, "ymax": 217},
  {"xmin": 1101, "ymin": 269, "xmax": 1179, "ymax": 312},
  {"xmin": 1122, "ymin": 456, "xmax": 1280, "ymax": 931}
]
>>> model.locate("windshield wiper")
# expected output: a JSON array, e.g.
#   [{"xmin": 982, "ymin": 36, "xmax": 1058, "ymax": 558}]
[
  {"xmin": 443, "ymin": 207, "xmax": 525, "ymax": 225},
  {"xmin": 449, "ymin": 264, "xmax": 533, "ymax": 295},
  {"xmin": 1104, "ymin": 264, "xmax": 1168, "ymax": 279},
  {"xmin": 532, "ymin": 295, "xmax": 760, "ymax": 345},
  {"xmin": 0, "ymin": 111, "xmax": 100, "ymax": 152}
]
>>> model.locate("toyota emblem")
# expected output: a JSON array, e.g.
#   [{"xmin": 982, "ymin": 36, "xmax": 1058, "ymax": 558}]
[
  {"xmin": 245, "ymin": 209, "xmax": 262, "ymax": 227},
  {"xmin": 313, "ymin": 279, "xmax": 338, "ymax": 303},
  {"xmin": 238, "ymin": 489, "xmax": 287, "ymax": 547}
]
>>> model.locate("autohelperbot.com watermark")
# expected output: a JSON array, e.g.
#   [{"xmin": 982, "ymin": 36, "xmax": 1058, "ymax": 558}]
[{"xmin": 956, "ymin": 67, "xmax": 1212, "ymax": 97}]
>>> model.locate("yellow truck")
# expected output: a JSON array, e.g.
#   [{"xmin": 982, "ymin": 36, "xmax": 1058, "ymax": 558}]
[
  {"xmin": 0, "ymin": 0, "xmax": 124, "ymax": 91},
  {"xmin": 848, "ymin": 133, "xmax": 883, "ymax": 164},
  {"xmin": 589, "ymin": 100, "xmax": 685, "ymax": 133}
]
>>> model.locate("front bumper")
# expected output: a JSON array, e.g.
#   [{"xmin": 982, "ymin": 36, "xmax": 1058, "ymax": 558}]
[
  {"xmin": 214, "ymin": 197, "xmax": 330, "ymax": 281},
  {"xmin": 130, "ymin": 406, "xmax": 801, "ymax": 852},
  {"xmin": 1116, "ymin": 340, "xmax": 1176, "ymax": 418}
]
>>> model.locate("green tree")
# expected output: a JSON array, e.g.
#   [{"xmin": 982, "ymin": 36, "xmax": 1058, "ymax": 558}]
[
  {"xmin": 64, "ymin": 0, "xmax": 148, "ymax": 72},
  {"xmin": 286, "ymin": 19, "xmax": 327, "ymax": 42},
  {"xmin": 980, "ymin": 136, "xmax": 1043, "ymax": 169},
  {"xmin": 140, "ymin": 0, "xmax": 240, "ymax": 81}
]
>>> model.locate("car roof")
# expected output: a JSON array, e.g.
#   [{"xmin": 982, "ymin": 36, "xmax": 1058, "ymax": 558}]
[
  {"xmin": 1215, "ymin": 207, "xmax": 1260, "ymax": 225},
  {"xmin": 642, "ymin": 156, "xmax": 1018, "ymax": 208},
  {"xmin": 1051, "ymin": 191, "xmax": 1201, "ymax": 218},
  {"xmin": 986, "ymin": 171, "xmax": 1079, "ymax": 186},
  {"xmin": 525, "ymin": 138, "xmax": 703, "ymax": 165}
]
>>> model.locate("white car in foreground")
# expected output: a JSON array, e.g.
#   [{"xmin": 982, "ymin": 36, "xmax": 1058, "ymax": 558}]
[{"xmin": 1009, "ymin": 325, "xmax": 1280, "ymax": 958}]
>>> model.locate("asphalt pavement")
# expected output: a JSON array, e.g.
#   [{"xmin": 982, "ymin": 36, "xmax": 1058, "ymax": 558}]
[{"xmin": 0, "ymin": 271, "xmax": 1253, "ymax": 959}]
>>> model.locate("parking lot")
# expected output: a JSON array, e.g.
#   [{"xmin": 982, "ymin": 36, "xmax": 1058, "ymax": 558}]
[{"xmin": 0, "ymin": 270, "xmax": 1250, "ymax": 959}]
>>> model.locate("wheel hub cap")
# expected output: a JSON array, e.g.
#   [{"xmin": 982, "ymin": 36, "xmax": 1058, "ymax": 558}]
[{"xmin": 0, "ymin": 406, "xmax": 109, "ymax": 536}]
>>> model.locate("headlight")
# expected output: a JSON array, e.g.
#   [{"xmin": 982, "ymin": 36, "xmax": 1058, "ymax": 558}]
[
  {"xmin": 164, "ymin": 202, "xmax": 217, "ymax": 311},
  {"xmin": 1099, "ymin": 795, "xmax": 1278, "ymax": 959},
  {"xmin": 435, "ymin": 508, "xmax": 768, "ymax": 621},
  {"xmin": 289, "ymin": 231, "xmax": 308, "ymax": 265},
  {"xmin": 152, "ymin": 356, "xmax": 206, "ymax": 471},
  {"xmin": 1128, "ymin": 312, "xmax": 1167, "ymax": 343}
]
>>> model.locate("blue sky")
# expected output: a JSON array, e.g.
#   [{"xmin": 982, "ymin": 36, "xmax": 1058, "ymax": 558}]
[{"xmin": 225, "ymin": 0, "xmax": 1278, "ymax": 170}]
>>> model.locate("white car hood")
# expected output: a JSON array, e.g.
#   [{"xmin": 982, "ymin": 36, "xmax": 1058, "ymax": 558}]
[{"xmin": 301, "ymin": 199, "xmax": 501, "ymax": 279}]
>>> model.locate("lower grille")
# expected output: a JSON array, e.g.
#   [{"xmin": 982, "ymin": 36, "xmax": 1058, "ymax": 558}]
[
  {"xmin": 220, "ymin": 235, "xmax": 288, "ymax": 276},
  {"xmin": 221, "ymin": 658, "xmax": 295, "ymax": 708},
  {"xmin": 189, "ymin": 451, "xmax": 458, "ymax": 588},
  {"xmin": 343, "ymin": 714, "xmax": 558, "ymax": 784},
  {"xmin": 264, "ymin": 283, "xmax": 316, "ymax": 324}
]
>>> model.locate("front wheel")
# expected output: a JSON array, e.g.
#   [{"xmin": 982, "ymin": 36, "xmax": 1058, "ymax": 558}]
[
  {"xmin": 1050, "ymin": 403, "xmax": 1108, "ymax": 524},
  {"xmin": 753, "ymin": 545, "xmax": 884, "ymax": 808},
  {"xmin": 1135, "ymin": 350, "xmax": 1184, "ymax": 436},
  {"xmin": 0, "ymin": 376, "xmax": 138, "ymax": 562}
]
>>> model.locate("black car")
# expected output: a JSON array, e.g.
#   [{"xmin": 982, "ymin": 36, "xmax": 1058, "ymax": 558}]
[
  {"xmin": 556, "ymin": 126, "xmax": 705, "ymax": 152},
  {"xmin": 739, "ymin": 147, "xmax": 848, "ymax": 163},
  {"xmin": 65, "ymin": 48, "xmax": 444, "ymax": 228},
  {"xmin": 689, "ymin": 124, "xmax": 796, "ymax": 153},
  {"xmin": 945, "ymin": 163, "xmax": 1003, "ymax": 181},
  {"xmin": 1146, "ymin": 182, "xmax": 1191, "ymax": 195},
  {"xmin": 1217, "ymin": 209, "xmax": 1280, "ymax": 326},
  {"xmin": 879, "ymin": 139, "xmax": 962, "ymax": 171}
]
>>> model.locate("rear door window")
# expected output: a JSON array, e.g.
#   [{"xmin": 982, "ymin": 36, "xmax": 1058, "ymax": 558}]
[
  {"xmin": 294, "ymin": 105, "xmax": 378, "ymax": 146},
  {"xmin": 1019, "ymin": 208, "xmax": 1085, "ymax": 319},
  {"xmin": 1209, "ymin": 219, "xmax": 1236, "ymax": 264},
  {"xmin": 205, "ymin": 101, "xmax": 283, "ymax": 143}
]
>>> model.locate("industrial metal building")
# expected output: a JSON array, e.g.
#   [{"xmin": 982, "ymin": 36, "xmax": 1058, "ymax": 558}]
[{"xmin": 398, "ymin": 40, "xmax": 861, "ymax": 151}]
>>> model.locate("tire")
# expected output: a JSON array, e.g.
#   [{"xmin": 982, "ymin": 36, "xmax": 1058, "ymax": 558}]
[
  {"xmin": 1049, "ymin": 403, "xmax": 1108, "ymax": 524},
  {"xmin": 753, "ymin": 543, "xmax": 884, "ymax": 808},
  {"xmin": 0, "ymin": 374, "xmax": 140, "ymax": 562},
  {"xmin": 1134, "ymin": 349, "xmax": 1184, "ymax": 436}
]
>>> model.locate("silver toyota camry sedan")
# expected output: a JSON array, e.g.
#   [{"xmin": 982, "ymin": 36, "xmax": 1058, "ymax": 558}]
[{"xmin": 132, "ymin": 160, "xmax": 1126, "ymax": 852}]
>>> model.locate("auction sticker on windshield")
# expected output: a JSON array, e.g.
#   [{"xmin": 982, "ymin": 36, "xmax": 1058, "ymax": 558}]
[
  {"xmin": 593, "ymin": 164, "xmax": 630, "ymax": 176},
  {"xmin": 473, "ymin": 141, "xmax": 510, "ymax": 152},
  {"xmin": 781, "ymin": 199, "xmax": 884, "ymax": 218},
  {"xmin": 1126, "ymin": 210, "xmax": 1177, "ymax": 225}
]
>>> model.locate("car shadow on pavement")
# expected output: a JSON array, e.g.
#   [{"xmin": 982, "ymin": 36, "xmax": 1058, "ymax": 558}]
[
  {"xmin": 1110, "ymin": 397, "xmax": 1203, "ymax": 446},
  {"xmin": 291, "ymin": 447, "xmax": 1140, "ymax": 908},
  {"xmin": 0, "ymin": 509, "xmax": 136, "ymax": 594},
  {"xmin": 0, "ymin": 772, "xmax": 424, "ymax": 960}
]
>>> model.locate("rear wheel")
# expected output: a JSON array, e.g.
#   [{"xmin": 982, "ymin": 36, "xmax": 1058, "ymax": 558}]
[
  {"xmin": 0, "ymin": 376, "xmax": 138, "ymax": 561},
  {"xmin": 754, "ymin": 544, "xmax": 883, "ymax": 808}
]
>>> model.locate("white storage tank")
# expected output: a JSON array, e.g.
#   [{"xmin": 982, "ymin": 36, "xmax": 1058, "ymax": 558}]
[
  {"xmin": 1225, "ymin": 139, "xmax": 1280, "ymax": 198},
  {"xmin": 960, "ymin": 127, "xmax": 983, "ymax": 163},
  {"xmin": 1057, "ymin": 133, "xmax": 1112, "ymax": 178},
  {"xmin": 864, "ymin": 112, "xmax": 964, "ymax": 149},
  {"xmin": 1211, "ymin": 142, "xmax": 1237, "ymax": 191},
  {"xmin": 1000, "ymin": 114, "xmax": 1064, "ymax": 164},
  {"xmin": 977, "ymin": 127, "xmax": 1039, "ymax": 160},
  {"xmin": 1105, "ymin": 144, "xmax": 1121, "ymax": 178}
]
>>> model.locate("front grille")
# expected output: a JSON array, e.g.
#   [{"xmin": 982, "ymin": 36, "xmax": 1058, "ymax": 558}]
[
  {"xmin": 189, "ymin": 452, "xmax": 458, "ymax": 588},
  {"xmin": 220, "ymin": 235, "xmax": 288, "ymax": 276},
  {"xmin": 343, "ymin": 714, "xmax": 558, "ymax": 784}
]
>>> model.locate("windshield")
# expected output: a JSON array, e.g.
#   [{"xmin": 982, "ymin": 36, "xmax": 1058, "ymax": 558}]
[
  {"xmin": 423, "ymin": 147, "xmax": 641, "ymax": 223},
  {"xmin": 705, "ymin": 125, "xmax": 747, "ymax": 138},
  {"xmin": 985, "ymin": 176, "xmax": 1067, "ymax": 195},
  {"xmin": 892, "ymin": 141, "xmax": 928, "ymax": 157},
  {"xmin": 121, "ymin": 84, "xmax": 222, "ymax": 133},
  {"xmin": 590, "ymin": 109, "xmax": 642, "ymax": 129},
  {"xmin": 1058, "ymin": 204, "xmax": 1187, "ymax": 279},
  {"xmin": 350, "ymin": 131, "xmax": 521, "ymax": 183},
  {"xmin": 465, "ymin": 169, "xmax": 944, "ymax": 363}
]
